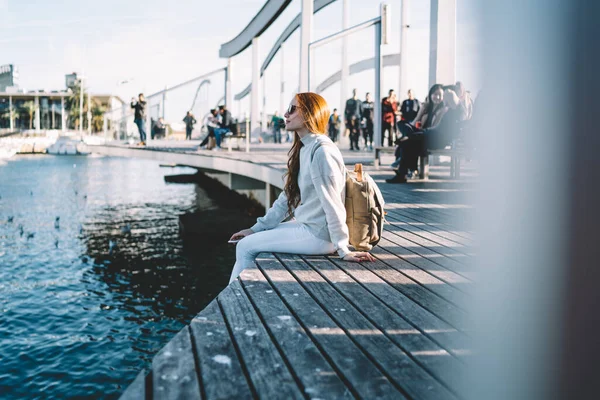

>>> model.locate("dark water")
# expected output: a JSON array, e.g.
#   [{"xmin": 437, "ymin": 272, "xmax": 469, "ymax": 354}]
[{"xmin": 0, "ymin": 155, "xmax": 238, "ymax": 399}]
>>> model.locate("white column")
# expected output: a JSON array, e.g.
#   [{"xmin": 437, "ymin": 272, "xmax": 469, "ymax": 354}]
[
  {"xmin": 106, "ymin": 94, "xmax": 112, "ymax": 141},
  {"xmin": 374, "ymin": 16, "xmax": 383, "ymax": 147},
  {"xmin": 121, "ymin": 102, "xmax": 127, "ymax": 140},
  {"xmin": 146, "ymin": 101, "xmax": 152, "ymax": 142},
  {"xmin": 261, "ymin": 71, "xmax": 267, "ymax": 135},
  {"xmin": 340, "ymin": 0, "xmax": 349, "ymax": 140},
  {"xmin": 9, "ymin": 95, "xmax": 13, "ymax": 131},
  {"xmin": 279, "ymin": 44, "xmax": 286, "ymax": 115},
  {"xmin": 87, "ymin": 91, "xmax": 92, "ymax": 135},
  {"xmin": 265, "ymin": 183, "xmax": 272, "ymax": 208},
  {"xmin": 61, "ymin": 96, "xmax": 66, "ymax": 132},
  {"xmin": 79, "ymin": 76, "xmax": 84, "ymax": 133},
  {"xmin": 51, "ymin": 102, "xmax": 56, "ymax": 129},
  {"xmin": 251, "ymin": 36, "xmax": 261, "ymax": 141},
  {"xmin": 226, "ymin": 58, "xmax": 233, "ymax": 114},
  {"xmin": 429, "ymin": 0, "xmax": 456, "ymax": 87},
  {"xmin": 299, "ymin": 0, "xmax": 313, "ymax": 92},
  {"xmin": 399, "ymin": 0, "xmax": 410, "ymax": 96},
  {"xmin": 340, "ymin": 0, "xmax": 349, "ymax": 110},
  {"xmin": 34, "ymin": 96, "xmax": 40, "ymax": 132},
  {"xmin": 245, "ymin": 114, "xmax": 250, "ymax": 153},
  {"xmin": 162, "ymin": 86, "xmax": 167, "ymax": 119}
]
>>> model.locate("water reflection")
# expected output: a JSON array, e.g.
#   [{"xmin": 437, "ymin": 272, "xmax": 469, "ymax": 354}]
[{"xmin": 0, "ymin": 155, "xmax": 258, "ymax": 399}]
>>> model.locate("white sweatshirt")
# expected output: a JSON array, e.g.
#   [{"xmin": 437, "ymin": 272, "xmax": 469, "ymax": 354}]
[{"xmin": 251, "ymin": 133, "xmax": 351, "ymax": 257}]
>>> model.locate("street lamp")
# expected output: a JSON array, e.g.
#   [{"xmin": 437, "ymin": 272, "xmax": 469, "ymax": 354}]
[
  {"xmin": 79, "ymin": 72, "xmax": 84, "ymax": 135},
  {"xmin": 105, "ymin": 78, "xmax": 133, "ymax": 141}
]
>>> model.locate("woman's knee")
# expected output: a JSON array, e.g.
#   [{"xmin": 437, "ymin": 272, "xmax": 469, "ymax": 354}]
[{"xmin": 236, "ymin": 236, "xmax": 258, "ymax": 261}]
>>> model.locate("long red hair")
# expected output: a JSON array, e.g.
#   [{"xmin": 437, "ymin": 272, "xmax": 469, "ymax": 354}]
[{"xmin": 284, "ymin": 92, "xmax": 330, "ymax": 215}]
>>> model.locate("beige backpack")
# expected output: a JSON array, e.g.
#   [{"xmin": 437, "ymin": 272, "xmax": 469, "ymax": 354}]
[{"xmin": 312, "ymin": 142, "xmax": 386, "ymax": 250}]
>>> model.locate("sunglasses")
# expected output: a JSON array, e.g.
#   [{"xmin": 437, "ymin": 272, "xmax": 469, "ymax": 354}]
[{"xmin": 286, "ymin": 104, "xmax": 297, "ymax": 115}]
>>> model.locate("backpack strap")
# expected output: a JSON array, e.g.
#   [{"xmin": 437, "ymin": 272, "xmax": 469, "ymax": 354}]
[
  {"xmin": 309, "ymin": 138, "xmax": 340, "ymax": 162},
  {"xmin": 309, "ymin": 139, "xmax": 346, "ymax": 177}
]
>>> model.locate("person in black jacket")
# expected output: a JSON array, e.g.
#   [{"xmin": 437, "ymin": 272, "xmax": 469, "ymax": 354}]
[
  {"xmin": 183, "ymin": 111, "xmax": 197, "ymax": 140},
  {"xmin": 344, "ymin": 88, "xmax": 362, "ymax": 148},
  {"xmin": 219, "ymin": 105, "xmax": 233, "ymax": 131},
  {"xmin": 212, "ymin": 105, "xmax": 233, "ymax": 149},
  {"xmin": 400, "ymin": 89, "xmax": 420, "ymax": 122},
  {"xmin": 130, "ymin": 93, "xmax": 147, "ymax": 145},
  {"xmin": 348, "ymin": 115, "xmax": 361, "ymax": 151},
  {"xmin": 361, "ymin": 92, "xmax": 375, "ymax": 150}
]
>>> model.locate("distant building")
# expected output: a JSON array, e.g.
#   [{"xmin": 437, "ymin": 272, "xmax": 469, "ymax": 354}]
[
  {"xmin": 0, "ymin": 64, "xmax": 18, "ymax": 92},
  {"xmin": 65, "ymin": 72, "xmax": 79, "ymax": 90},
  {"xmin": 0, "ymin": 67, "xmax": 124, "ymax": 132}
]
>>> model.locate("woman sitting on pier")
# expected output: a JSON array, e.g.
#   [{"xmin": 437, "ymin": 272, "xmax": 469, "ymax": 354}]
[{"xmin": 228, "ymin": 92, "xmax": 375, "ymax": 283}]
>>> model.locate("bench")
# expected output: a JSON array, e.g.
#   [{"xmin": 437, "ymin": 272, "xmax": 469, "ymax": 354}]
[
  {"xmin": 220, "ymin": 119, "xmax": 250, "ymax": 151},
  {"xmin": 221, "ymin": 133, "xmax": 247, "ymax": 151},
  {"xmin": 374, "ymin": 145, "xmax": 468, "ymax": 179}
]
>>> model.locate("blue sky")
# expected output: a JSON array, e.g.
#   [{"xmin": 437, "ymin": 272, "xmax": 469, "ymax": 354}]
[{"xmin": 1, "ymin": 0, "xmax": 481, "ymax": 119}]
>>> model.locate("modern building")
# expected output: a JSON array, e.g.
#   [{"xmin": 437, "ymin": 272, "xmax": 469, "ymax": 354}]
[
  {"xmin": 0, "ymin": 70, "xmax": 124, "ymax": 132},
  {"xmin": 0, "ymin": 64, "xmax": 17, "ymax": 91}
]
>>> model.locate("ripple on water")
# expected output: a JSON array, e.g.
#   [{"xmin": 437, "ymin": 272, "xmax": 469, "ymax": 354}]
[{"xmin": 0, "ymin": 156, "xmax": 238, "ymax": 399}]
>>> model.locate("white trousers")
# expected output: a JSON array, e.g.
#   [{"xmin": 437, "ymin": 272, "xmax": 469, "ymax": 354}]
[{"xmin": 229, "ymin": 221, "xmax": 335, "ymax": 283}]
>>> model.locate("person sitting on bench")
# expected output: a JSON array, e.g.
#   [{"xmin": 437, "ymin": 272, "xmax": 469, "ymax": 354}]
[
  {"xmin": 153, "ymin": 117, "xmax": 166, "ymax": 139},
  {"xmin": 199, "ymin": 109, "xmax": 219, "ymax": 149},
  {"xmin": 387, "ymin": 84, "xmax": 465, "ymax": 183},
  {"xmin": 212, "ymin": 105, "xmax": 233, "ymax": 149}
]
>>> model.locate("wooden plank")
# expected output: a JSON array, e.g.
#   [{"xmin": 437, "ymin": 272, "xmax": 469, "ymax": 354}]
[
  {"xmin": 379, "ymin": 231, "xmax": 475, "ymax": 283},
  {"xmin": 381, "ymin": 187, "xmax": 468, "ymax": 221},
  {"xmin": 374, "ymin": 236, "xmax": 471, "ymax": 306},
  {"xmin": 238, "ymin": 267, "xmax": 352, "ymax": 399},
  {"xmin": 328, "ymin": 255, "xmax": 470, "ymax": 360},
  {"xmin": 218, "ymin": 280, "xmax": 305, "ymax": 400},
  {"xmin": 386, "ymin": 213, "xmax": 475, "ymax": 250},
  {"xmin": 381, "ymin": 181, "xmax": 473, "ymax": 210},
  {"xmin": 388, "ymin": 216, "xmax": 473, "ymax": 255},
  {"xmin": 384, "ymin": 200, "xmax": 469, "ymax": 232},
  {"xmin": 355, "ymin": 248, "xmax": 468, "ymax": 330},
  {"xmin": 276, "ymin": 254, "xmax": 457, "ymax": 400},
  {"xmin": 386, "ymin": 206, "xmax": 475, "ymax": 243},
  {"xmin": 381, "ymin": 228, "xmax": 475, "ymax": 280},
  {"xmin": 189, "ymin": 301, "xmax": 253, "ymax": 400},
  {"xmin": 382, "ymin": 227, "xmax": 473, "ymax": 274},
  {"xmin": 151, "ymin": 327, "xmax": 202, "ymax": 400},
  {"xmin": 379, "ymin": 186, "xmax": 474, "ymax": 233},
  {"xmin": 304, "ymin": 256, "xmax": 467, "ymax": 396},
  {"xmin": 120, "ymin": 369, "xmax": 146, "ymax": 400},
  {"xmin": 383, "ymin": 198, "xmax": 474, "ymax": 239},
  {"xmin": 256, "ymin": 254, "xmax": 406, "ymax": 400},
  {"xmin": 386, "ymin": 212, "xmax": 475, "ymax": 249}
]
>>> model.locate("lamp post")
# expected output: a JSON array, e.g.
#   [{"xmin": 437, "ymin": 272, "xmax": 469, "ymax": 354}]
[
  {"xmin": 79, "ymin": 72, "xmax": 84, "ymax": 134},
  {"xmin": 106, "ymin": 78, "xmax": 133, "ymax": 142}
]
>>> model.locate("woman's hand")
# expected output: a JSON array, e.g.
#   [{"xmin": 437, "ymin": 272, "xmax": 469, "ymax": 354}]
[
  {"xmin": 229, "ymin": 228, "xmax": 255, "ymax": 242},
  {"xmin": 342, "ymin": 252, "xmax": 376, "ymax": 263}
]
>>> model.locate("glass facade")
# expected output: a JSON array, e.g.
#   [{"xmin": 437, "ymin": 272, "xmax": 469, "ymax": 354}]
[
  {"xmin": 0, "ymin": 92, "xmax": 117, "ymax": 132},
  {"xmin": 0, "ymin": 95, "xmax": 66, "ymax": 130}
]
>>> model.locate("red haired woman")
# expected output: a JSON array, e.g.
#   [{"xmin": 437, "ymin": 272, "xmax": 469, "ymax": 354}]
[{"xmin": 228, "ymin": 93, "xmax": 375, "ymax": 283}]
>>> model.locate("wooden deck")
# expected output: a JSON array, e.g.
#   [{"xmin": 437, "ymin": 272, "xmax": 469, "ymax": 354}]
[{"xmin": 113, "ymin": 142, "xmax": 476, "ymax": 400}]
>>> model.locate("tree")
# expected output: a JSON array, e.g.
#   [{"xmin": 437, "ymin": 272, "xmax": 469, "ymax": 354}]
[
  {"xmin": 0, "ymin": 106, "xmax": 19, "ymax": 128},
  {"xmin": 91, "ymin": 101, "xmax": 106, "ymax": 132},
  {"xmin": 66, "ymin": 80, "xmax": 88, "ymax": 130},
  {"xmin": 21, "ymin": 101, "xmax": 36, "ymax": 130}
]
